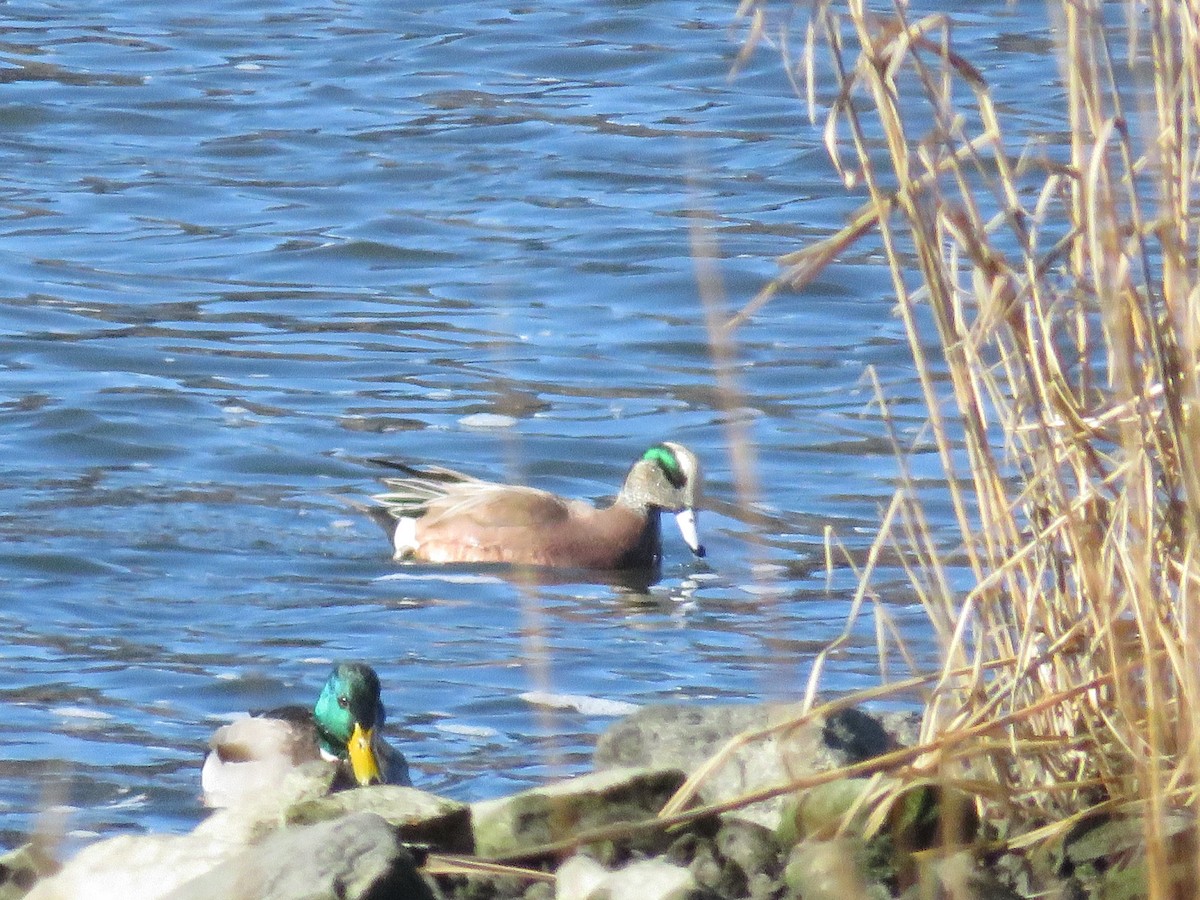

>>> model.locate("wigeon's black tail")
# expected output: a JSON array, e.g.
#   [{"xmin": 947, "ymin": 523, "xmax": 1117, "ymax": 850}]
[{"xmin": 336, "ymin": 494, "xmax": 400, "ymax": 540}]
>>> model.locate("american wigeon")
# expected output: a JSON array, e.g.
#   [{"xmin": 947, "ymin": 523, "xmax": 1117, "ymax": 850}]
[
  {"xmin": 201, "ymin": 663, "xmax": 410, "ymax": 808},
  {"xmin": 367, "ymin": 442, "xmax": 705, "ymax": 569}
]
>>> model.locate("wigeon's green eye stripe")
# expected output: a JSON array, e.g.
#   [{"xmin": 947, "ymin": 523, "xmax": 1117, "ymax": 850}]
[{"xmin": 643, "ymin": 444, "xmax": 686, "ymax": 488}]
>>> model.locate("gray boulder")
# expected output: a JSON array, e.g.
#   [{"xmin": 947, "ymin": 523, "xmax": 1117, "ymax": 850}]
[
  {"xmin": 472, "ymin": 766, "xmax": 687, "ymax": 859},
  {"xmin": 165, "ymin": 812, "xmax": 434, "ymax": 900},
  {"xmin": 21, "ymin": 768, "xmax": 436, "ymax": 900},
  {"xmin": 24, "ymin": 832, "xmax": 243, "ymax": 900},
  {"xmin": 287, "ymin": 784, "xmax": 473, "ymax": 853},
  {"xmin": 595, "ymin": 703, "xmax": 915, "ymax": 830}
]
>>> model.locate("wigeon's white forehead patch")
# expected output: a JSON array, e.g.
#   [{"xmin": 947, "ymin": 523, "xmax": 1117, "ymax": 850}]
[{"xmin": 662, "ymin": 441, "xmax": 699, "ymax": 484}]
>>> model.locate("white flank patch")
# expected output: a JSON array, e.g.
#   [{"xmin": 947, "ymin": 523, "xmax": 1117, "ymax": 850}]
[{"xmin": 392, "ymin": 517, "xmax": 419, "ymax": 556}]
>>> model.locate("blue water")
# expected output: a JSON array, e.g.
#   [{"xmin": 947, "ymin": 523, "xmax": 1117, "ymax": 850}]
[{"xmin": 0, "ymin": 0, "xmax": 1061, "ymax": 847}]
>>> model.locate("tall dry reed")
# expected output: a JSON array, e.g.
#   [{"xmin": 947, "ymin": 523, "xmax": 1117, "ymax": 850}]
[{"xmin": 729, "ymin": 0, "xmax": 1200, "ymax": 890}]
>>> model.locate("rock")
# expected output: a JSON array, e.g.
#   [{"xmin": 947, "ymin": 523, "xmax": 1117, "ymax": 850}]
[
  {"xmin": 595, "ymin": 704, "xmax": 770, "ymax": 772},
  {"xmin": 286, "ymin": 784, "xmax": 473, "ymax": 853},
  {"xmin": 471, "ymin": 767, "xmax": 687, "ymax": 859},
  {"xmin": 686, "ymin": 837, "xmax": 744, "ymax": 897},
  {"xmin": 555, "ymin": 856, "xmax": 608, "ymax": 900},
  {"xmin": 783, "ymin": 838, "xmax": 887, "ymax": 900},
  {"xmin": 876, "ymin": 712, "xmax": 921, "ymax": 749},
  {"xmin": 883, "ymin": 784, "xmax": 978, "ymax": 884},
  {"xmin": 778, "ymin": 780, "xmax": 982, "ymax": 892},
  {"xmin": 916, "ymin": 851, "xmax": 1024, "ymax": 900},
  {"xmin": 556, "ymin": 856, "xmax": 700, "ymax": 900},
  {"xmin": 599, "ymin": 858, "xmax": 700, "ymax": 900},
  {"xmin": 164, "ymin": 812, "xmax": 434, "ymax": 900},
  {"xmin": 777, "ymin": 777, "xmax": 877, "ymax": 844},
  {"xmin": 663, "ymin": 823, "xmax": 783, "ymax": 899},
  {"xmin": 744, "ymin": 872, "xmax": 779, "ymax": 900},
  {"xmin": 23, "ymin": 764, "xmax": 347, "ymax": 900},
  {"xmin": 24, "ymin": 833, "xmax": 240, "ymax": 900},
  {"xmin": 1060, "ymin": 811, "xmax": 1192, "ymax": 871},
  {"xmin": 713, "ymin": 819, "xmax": 783, "ymax": 885},
  {"xmin": 1057, "ymin": 811, "xmax": 1196, "ymax": 899},
  {"xmin": 595, "ymin": 705, "xmax": 907, "ymax": 773},
  {"xmin": 0, "ymin": 842, "xmax": 58, "ymax": 900},
  {"xmin": 595, "ymin": 703, "xmax": 907, "ymax": 830},
  {"xmin": 818, "ymin": 707, "xmax": 895, "ymax": 762}
]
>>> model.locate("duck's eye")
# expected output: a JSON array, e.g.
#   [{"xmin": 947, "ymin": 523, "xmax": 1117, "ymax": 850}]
[{"xmin": 337, "ymin": 695, "xmax": 349, "ymax": 710}]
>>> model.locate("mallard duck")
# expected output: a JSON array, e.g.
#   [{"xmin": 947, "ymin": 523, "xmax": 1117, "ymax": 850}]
[
  {"xmin": 367, "ymin": 442, "xmax": 705, "ymax": 569},
  {"xmin": 201, "ymin": 662, "xmax": 410, "ymax": 808}
]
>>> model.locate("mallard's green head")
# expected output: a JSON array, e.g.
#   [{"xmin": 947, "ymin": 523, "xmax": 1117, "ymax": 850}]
[{"xmin": 312, "ymin": 663, "xmax": 386, "ymax": 786}]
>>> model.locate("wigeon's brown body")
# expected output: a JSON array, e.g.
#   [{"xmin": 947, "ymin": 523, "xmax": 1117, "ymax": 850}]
[{"xmin": 370, "ymin": 442, "xmax": 705, "ymax": 570}]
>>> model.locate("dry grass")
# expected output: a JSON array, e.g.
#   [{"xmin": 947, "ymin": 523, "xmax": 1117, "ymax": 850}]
[{"xmin": 723, "ymin": 0, "xmax": 1200, "ymax": 892}]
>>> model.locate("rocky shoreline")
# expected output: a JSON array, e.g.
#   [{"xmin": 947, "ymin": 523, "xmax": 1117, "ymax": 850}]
[{"xmin": 0, "ymin": 701, "xmax": 1159, "ymax": 899}]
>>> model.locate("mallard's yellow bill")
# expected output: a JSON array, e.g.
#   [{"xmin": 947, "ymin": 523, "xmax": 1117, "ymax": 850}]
[{"xmin": 347, "ymin": 722, "xmax": 384, "ymax": 785}]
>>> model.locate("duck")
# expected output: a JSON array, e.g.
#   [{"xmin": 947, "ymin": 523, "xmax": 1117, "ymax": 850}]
[
  {"xmin": 201, "ymin": 662, "xmax": 411, "ymax": 808},
  {"xmin": 366, "ymin": 441, "xmax": 705, "ymax": 570}
]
